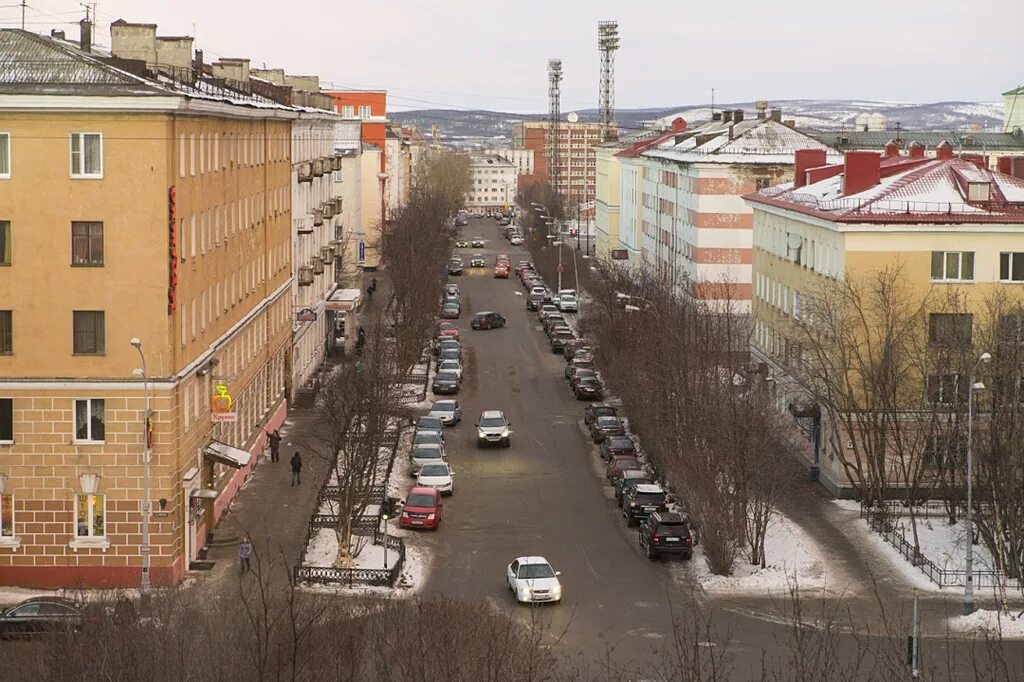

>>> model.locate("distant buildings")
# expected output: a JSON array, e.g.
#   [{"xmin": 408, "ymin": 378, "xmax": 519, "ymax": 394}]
[
  {"xmin": 1004, "ymin": 86, "xmax": 1024, "ymax": 133},
  {"xmin": 512, "ymin": 120, "xmax": 602, "ymax": 208},
  {"xmin": 466, "ymin": 156, "xmax": 517, "ymax": 211}
]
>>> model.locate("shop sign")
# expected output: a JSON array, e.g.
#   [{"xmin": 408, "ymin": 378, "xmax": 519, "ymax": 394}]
[
  {"xmin": 295, "ymin": 307, "xmax": 318, "ymax": 322},
  {"xmin": 210, "ymin": 385, "xmax": 237, "ymax": 423},
  {"xmin": 168, "ymin": 186, "xmax": 179, "ymax": 313},
  {"xmin": 611, "ymin": 249, "xmax": 629, "ymax": 260}
]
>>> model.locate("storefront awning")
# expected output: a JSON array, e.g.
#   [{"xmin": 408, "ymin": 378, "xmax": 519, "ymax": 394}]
[
  {"xmin": 190, "ymin": 488, "xmax": 219, "ymax": 499},
  {"xmin": 203, "ymin": 440, "xmax": 252, "ymax": 469},
  {"xmin": 325, "ymin": 288, "xmax": 363, "ymax": 312}
]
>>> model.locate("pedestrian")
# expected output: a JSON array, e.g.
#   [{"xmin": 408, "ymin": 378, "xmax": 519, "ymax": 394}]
[
  {"xmin": 366, "ymin": 285, "xmax": 373, "ymax": 301},
  {"xmin": 290, "ymin": 451, "xmax": 302, "ymax": 486},
  {"xmin": 266, "ymin": 429, "xmax": 282, "ymax": 463},
  {"xmin": 370, "ymin": 277, "xmax": 378, "ymax": 292},
  {"xmin": 239, "ymin": 536, "xmax": 252, "ymax": 574}
]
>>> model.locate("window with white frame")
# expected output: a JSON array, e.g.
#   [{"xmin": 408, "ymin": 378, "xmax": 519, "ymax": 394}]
[
  {"xmin": 999, "ymin": 252, "xmax": 1024, "ymax": 282},
  {"xmin": 75, "ymin": 493, "xmax": 105, "ymax": 537},
  {"xmin": 74, "ymin": 398, "xmax": 105, "ymax": 441},
  {"xmin": 930, "ymin": 251, "xmax": 974, "ymax": 282},
  {"xmin": 0, "ymin": 132, "xmax": 10, "ymax": 177},
  {"xmin": 69, "ymin": 133, "xmax": 102, "ymax": 178},
  {"xmin": 358, "ymin": 105, "xmax": 371, "ymax": 119}
]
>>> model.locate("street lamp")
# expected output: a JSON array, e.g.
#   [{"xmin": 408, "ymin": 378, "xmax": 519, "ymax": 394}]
[
  {"xmin": 964, "ymin": 350, "xmax": 992, "ymax": 616},
  {"xmin": 382, "ymin": 513, "xmax": 389, "ymax": 570},
  {"xmin": 129, "ymin": 338, "xmax": 152, "ymax": 605}
]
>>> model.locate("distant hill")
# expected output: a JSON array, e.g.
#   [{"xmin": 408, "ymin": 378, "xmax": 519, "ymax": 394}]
[{"xmin": 390, "ymin": 99, "xmax": 1005, "ymax": 149}]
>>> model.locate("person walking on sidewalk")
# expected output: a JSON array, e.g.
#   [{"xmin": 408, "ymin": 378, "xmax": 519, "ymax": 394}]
[
  {"xmin": 290, "ymin": 451, "xmax": 303, "ymax": 486},
  {"xmin": 266, "ymin": 429, "xmax": 282, "ymax": 463},
  {"xmin": 239, "ymin": 536, "xmax": 253, "ymax": 575}
]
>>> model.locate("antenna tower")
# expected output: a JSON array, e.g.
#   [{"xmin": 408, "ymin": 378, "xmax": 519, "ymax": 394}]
[
  {"xmin": 598, "ymin": 21, "xmax": 620, "ymax": 142},
  {"xmin": 547, "ymin": 58, "xmax": 563, "ymax": 201}
]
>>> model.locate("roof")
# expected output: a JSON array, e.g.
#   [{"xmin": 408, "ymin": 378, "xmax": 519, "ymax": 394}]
[
  {"xmin": 644, "ymin": 118, "xmax": 838, "ymax": 165},
  {"xmin": 1004, "ymin": 86, "xmax": 1024, "ymax": 97},
  {"xmin": 514, "ymin": 556, "xmax": 552, "ymax": 565},
  {"xmin": 805, "ymin": 129, "xmax": 1024, "ymax": 151},
  {"xmin": 634, "ymin": 483, "xmax": 665, "ymax": 494},
  {"xmin": 480, "ymin": 409, "xmax": 505, "ymax": 418},
  {"xmin": 748, "ymin": 155, "xmax": 1024, "ymax": 224}
]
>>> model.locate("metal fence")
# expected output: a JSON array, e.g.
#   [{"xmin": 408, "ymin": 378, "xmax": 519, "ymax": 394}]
[
  {"xmin": 406, "ymin": 354, "xmax": 432, "ymax": 403},
  {"xmin": 293, "ymin": 533, "xmax": 405, "ymax": 587}
]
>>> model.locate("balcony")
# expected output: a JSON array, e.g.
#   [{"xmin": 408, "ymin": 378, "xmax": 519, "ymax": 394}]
[
  {"xmin": 320, "ymin": 245, "xmax": 336, "ymax": 263},
  {"xmin": 312, "ymin": 159, "xmax": 324, "ymax": 177},
  {"xmin": 294, "ymin": 217, "xmax": 314, "ymax": 235},
  {"xmin": 323, "ymin": 201, "xmax": 335, "ymax": 219},
  {"xmin": 297, "ymin": 162, "xmax": 313, "ymax": 183},
  {"xmin": 313, "ymin": 209, "xmax": 324, "ymax": 226},
  {"xmin": 332, "ymin": 155, "xmax": 344, "ymax": 171},
  {"xmin": 312, "ymin": 256, "xmax": 325, "ymax": 275},
  {"xmin": 298, "ymin": 264, "xmax": 314, "ymax": 286}
]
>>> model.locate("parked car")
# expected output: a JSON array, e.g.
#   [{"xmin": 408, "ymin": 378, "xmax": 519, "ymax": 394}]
[
  {"xmin": 514, "ymin": 261, "xmax": 534, "ymax": 276},
  {"xmin": 542, "ymin": 313, "xmax": 567, "ymax": 333},
  {"xmin": 437, "ymin": 359, "xmax": 463, "ymax": 380},
  {"xmin": 506, "ymin": 556, "xmax": 562, "ymax": 604},
  {"xmin": 498, "ymin": 217, "xmax": 511, "ymax": 226},
  {"xmin": 616, "ymin": 470, "xmax": 654, "ymax": 504},
  {"xmin": 557, "ymin": 293, "xmax": 579, "ymax": 313},
  {"xmin": 503, "ymin": 226, "xmax": 518, "ymax": 239},
  {"xmin": 622, "ymin": 483, "xmax": 669, "ymax": 527},
  {"xmin": 438, "ymin": 322, "xmax": 460, "ymax": 341},
  {"xmin": 564, "ymin": 341, "xmax": 593, "ymax": 361},
  {"xmin": 441, "ymin": 302, "xmax": 461, "ymax": 319},
  {"xmin": 569, "ymin": 369, "xmax": 599, "ymax": 391},
  {"xmin": 437, "ymin": 349, "xmax": 462, "ymax": 365},
  {"xmin": 638, "ymin": 512, "xmax": 693, "ymax": 560},
  {"xmin": 414, "ymin": 416, "xmax": 446, "ymax": 439},
  {"xmin": 428, "ymin": 399, "xmax": 462, "ymax": 426},
  {"xmin": 455, "ymin": 240, "xmax": 469, "ymax": 248},
  {"xmin": 409, "ymin": 444, "xmax": 445, "ymax": 474},
  {"xmin": 413, "ymin": 431, "xmax": 445, "ymax": 450},
  {"xmin": 510, "ymin": 234, "xmax": 524, "ymax": 245},
  {"xmin": 476, "ymin": 409, "xmax": 512, "ymax": 447},
  {"xmin": 494, "ymin": 262, "xmax": 510, "ymax": 278},
  {"xmin": 607, "ymin": 455, "xmax": 643, "ymax": 483},
  {"xmin": 0, "ymin": 597, "xmax": 85, "ymax": 638},
  {"xmin": 590, "ymin": 415, "xmax": 625, "ymax": 443},
  {"xmin": 566, "ymin": 359, "xmax": 595, "ymax": 381},
  {"xmin": 445, "ymin": 283, "xmax": 461, "ymax": 297},
  {"xmin": 431, "ymin": 370, "xmax": 461, "ymax": 394},
  {"xmin": 526, "ymin": 293, "xmax": 547, "ymax": 311},
  {"xmin": 550, "ymin": 329, "xmax": 577, "ymax": 353},
  {"xmin": 448, "ymin": 259, "xmax": 464, "ymax": 276},
  {"xmin": 601, "ymin": 435, "xmax": 638, "ymax": 462},
  {"xmin": 434, "ymin": 338, "xmax": 461, "ymax": 357},
  {"xmin": 400, "ymin": 487, "xmax": 443, "ymax": 530},
  {"xmin": 417, "ymin": 462, "xmax": 455, "ymax": 496},
  {"xmin": 574, "ymin": 377, "xmax": 603, "ymax": 400},
  {"xmin": 584, "ymin": 403, "xmax": 618, "ymax": 426},
  {"xmin": 471, "ymin": 312, "xmax": 506, "ymax": 330},
  {"xmin": 471, "ymin": 237, "xmax": 486, "ymax": 247}
]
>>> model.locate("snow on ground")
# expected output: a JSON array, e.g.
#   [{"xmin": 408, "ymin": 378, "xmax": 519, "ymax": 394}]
[
  {"xmin": 685, "ymin": 511, "xmax": 834, "ymax": 596},
  {"xmin": 300, "ymin": 527, "xmax": 430, "ymax": 597},
  {"xmin": 949, "ymin": 609, "xmax": 1024, "ymax": 639},
  {"xmin": 304, "ymin": 527, "xmax": 396, "ymax": 570}
]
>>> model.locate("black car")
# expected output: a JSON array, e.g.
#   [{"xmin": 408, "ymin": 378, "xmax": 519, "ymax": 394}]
[
  {"xmin": 550, "ymin": 329, "xmax": 576, "ymax": 353},
  {"xmin": 448, "ymin": 260, "xmax": 464, "ymax": 276},
  {"xmin": 622, "ymin": 484, "xmax": 670, "ymax": 527},
  {"xmin": 584, "ymin": 403, "xmax": 617, "ymax": 426},
  {"xmin": 526, "ymin": 293, "xmax": 546, "ymax": 311},
  {"xmin": 639, "ymin": 512, "xmax": 693, "ymax": 560},
  {"xmin": 601, "ymin": 435, "xmax": 637, "ymax": 462},
  {"xmin": 434, "ymin": 338, "xmax": 462, "ymax": 357},
  {"xmin": 616, "ymin": 471, "xmax": 654, "ymax": 504},
  {"xmin": 0, "ymin": 597, "xmax": 85, "ymax": 638},
  {"xmin": 574, "ymin": 377, "xmax": 603, "ymax": 400},
  {"xmin": 590, "ymin": 415, "xmax": 625, "ymax": 443},
  {"xmin": 471, "ymin": 312, "xmax": 506, "ymax": 330},
  {"xmin": 431, "ymin": 370, "xmax": 461, "ymax": 395}
]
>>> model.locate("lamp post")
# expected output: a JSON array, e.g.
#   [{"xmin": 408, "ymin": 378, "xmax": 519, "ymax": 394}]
[
  {"xmin": 382, "ymin": 513, "xmax": 389, "ymax": 570},
  {"xmin": 130, "ymin": 338, "xmax": 152, "ymax": 606},
  {"xmin": 964, "ymin": 350, "xmax": 992, "ymax": 616}
]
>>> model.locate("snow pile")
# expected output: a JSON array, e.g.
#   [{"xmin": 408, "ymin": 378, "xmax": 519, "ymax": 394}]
[
  {"xmin": 300, "ymin": 526, "xmax": 429, "ymax": 596},
  {"xmin": 304, "ymin": 527, "xmax": 397, "ymax": 571},
  {"xmin": 949, "ymin": 609, "xmax": 1024, "ymax": 639}
]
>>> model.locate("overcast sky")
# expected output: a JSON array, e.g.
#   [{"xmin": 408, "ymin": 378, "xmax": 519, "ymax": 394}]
[{"xmin": 4, "ymin": 0, "xmax": 1018, "ymax": 112}]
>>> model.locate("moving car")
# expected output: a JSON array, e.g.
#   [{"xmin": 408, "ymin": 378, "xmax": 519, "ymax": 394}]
[
  {"xmin": 471, "ymin": 237, "xmax": 486, "ymax": 247},
  {"xmin": 448, "ymin": 259, "xmax": 464, "ymax": 276},
  {"xmin": 622, "ymin": 483, "xmax": 669, "ymax": 527},
  {"xmin": 638, "ymin": 512, "xmax": 693, "ymax": 560},
  {"xmin": 455, "ymin": 240, "xmax": 469, "ymax": 248},
  {"xmin": 400, "ymin": 487, "xmax": 443, "ymax": 530},
  {"xmin": 584, "ymin": 403, "xmax": 617, "ymax": 426},
  {"xmin": 437, "ymin": 359, "xmax": 463, "ymax": 380},
  {"xmin": 590, "ymin": 415, "xmax": 625, "ymax": 443},
  {"xmin": 471, "ymin": 312, "xmax": 506, "ymax": 330},
  {"xmin": 607, "ymin": 455, "xmax": 643, "ymax": 483},
  {"xmin": 507, "ymin": 556, "xmax": 562, "ymax": 604},
  {"xmin": 476, "ymin": 409, "xmax": 512, "ymax": 447},
  {"xmin": 470, "ymin": 254, "xmax": 486, "ymax": 268},
  {"xmin": 494, "ymin": 262, "xmax": 510, "ymax": 278},
  {"xmin": 417, "ymin": 462, "xmax": 455, "ymax": 496},
  {"xmin": 438, "ymin": 322, "xmax": 460, "ymax": 341},
  {"xmin": 431, "ymin": 370, "xmax": 461, "ymax": 394},
  {"xmin": 0, "ymin": 597, "xmax": 85, "ymax": 638},
  {"xmin": 510, "ymin": 234, "xmax": 524, "ymax": 245},
  {"xmin": 409, "ymin": 443, "xmax": 445, "ymax": 474},
  {"xmin": 574, "ymin": 377, "xmax": 603, "ymax": 400},
  {"xmin": 428, "ymin": 399, "xmax": 462, "ymax": 426}
]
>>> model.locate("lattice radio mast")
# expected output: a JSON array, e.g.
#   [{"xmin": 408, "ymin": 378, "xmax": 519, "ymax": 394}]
[
  {"xmin": 547, "ymin": 58, "xmax": 563, "ymax": 200},
  {"xmin": 598, "ymin": 21, "xmax": 619, "ymax": 142}
]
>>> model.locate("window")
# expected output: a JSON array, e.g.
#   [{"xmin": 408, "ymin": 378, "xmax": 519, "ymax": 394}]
[
  {"xmin": 75, "ymin": 493, "xmax": 105, "ymax": 537},
  {"xmin": 927, "ymin": 374, "xmax": 964, "ymax": 404},
  {"xmin": 1000, "ymin": 252, "xmax": 1024, "ymax": 282},
  {"xmin": 0, "ymin": 398, "xmax": 11, "ymax": 441},
  {"xmin": 0, "ymin": 310, "xmax": 11, "ymax": 354},
  {"xmin": 72, "ymin": 311, "xmax": 105, "ymax": 354},
  {"xmin": 928, "ymin": 313, "xmax": 973, "ymax": 347},
  {"xmin": 0, "ymin": 492, "xmax": 13, "ymax": 538},
  {"xmin": 998, "ymin": 313, "xmax": 1024, "ymax": 346},
  {"xmin": 71, "ymin": 221, "xmax": 103, "ymax": 266},
  {"xmin": 74, "ymin": 398, "xmax": 105, "ymax": 441},
  {"xmin": 69, "ymin": 133, "xmax": 102, "ymax": 178},
  {"xmin": 358, "ymin": 105, "xmax": 372, "ymax": 119},
  {"xmin": 0, "ymin": 132, "xmax": 9, "ymax": 177},
  {"xmin": 0, "ymin": 220, "xmax": 8, "ymax": 265},
  {"xmin": 930, "ymin": 251, "xmax": 974, "ymax": 281},
  {"xmin": 925, "ymin": 432, "xmax": 965, "ymax": 467},
  {"xmin": 189, "ymin": 134, "xmax": 195, "ymax": 175}
]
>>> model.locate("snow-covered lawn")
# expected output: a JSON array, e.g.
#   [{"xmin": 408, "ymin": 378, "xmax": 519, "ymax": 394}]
[
  {"xmin": 949, "ymin": 609, "xmax": 1024, "ymax": 639},
  {"xmin": 683, "ymin": 512, "xmax": 836, "ymax": 596},
  {"xmin": 304, "ymin": 527, "xmax": 399, "ymax": 571},
  {"xmin": 300, "ymin": 526, "xmax": 429, "ymax": 596}
]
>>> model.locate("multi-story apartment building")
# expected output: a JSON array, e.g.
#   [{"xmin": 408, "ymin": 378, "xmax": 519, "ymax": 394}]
[
  {"xmin": 0, "ymin": 23, "xmax": 302, "ymax": 587},
  {"xmin": 513, "ymin": 120, "xmax": 602, "ymax": 207},
  {"xmin": 466, "ymin": 156, "xmax": 516, "ymax": 210},
  {"xmin": 384, "ymin": 125, "xmax": 412, "ymax": 218},
  {"xmin": 489, "ymin": 148, "xmax": 534, "ymax": 178},
  {"xmin": 1005, "ymin": 86, "xmax": 1024, "ymax": 133},
  {"xmin": 631, "ymin": 110, "xmax": 836, "ymax": 310},
  {"xmin": 746, "ymin": 144, "xmax": 1024, "ymax": 495}
]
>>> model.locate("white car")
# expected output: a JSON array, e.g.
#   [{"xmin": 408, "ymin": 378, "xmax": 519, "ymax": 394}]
[
  {"xmin": 409, "ymin": 443, "xmax": 445, "ymax": 473},
  {"xmin": 428, "ymin": 399, "xmax": 462, "ymax": 426},
  {"xmin": 507, "ymin": 556, "xmax": 562, "ymax": 604},
  {"xmin": 438, "ymin": 359, "xmax": 463, "ymax": 380},
  {"xmin": 510, "ymin": 235, "xmax": 524, "ymax": 245},
  {"xmin": 417, "ymin": 462, "xmax": 454, "ymax": 495},
  {"xmin": 476, "ymin": 410, "xmax": 512, "ymax": 447},
  {"xmin": 413, "ymin": 431, "xmax": 445, "ymax": 450},
  {"xmin": 557, "ymin": 294, "xmax": 578, "ymax": 313}
]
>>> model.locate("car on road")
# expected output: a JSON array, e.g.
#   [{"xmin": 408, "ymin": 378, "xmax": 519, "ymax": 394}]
[
  {"xmin": 514, "ymin": 261, "xmax": 533, "ymax": 276},
  {"xmin": 507, "ymin": 556, "xmax": 562, "ymax": 604},
  {"xmin": 445, "ymin": 283, "xmax": 460, "ymax": 297},
  {"xmin": 616, "ymin": 470, "xmax": 654, "ymax": 504},
  {"xmin": 564, "ymin": 341, "xmax": 593, "ymax": 361},
  {"xmin": 434, "ymin": 337, "xmax": 461, "ymax": 355},
  {"xmin": 471, "ymin": 237, "xmax": 486, "ymax": 247},
  {"xmin": 441, "ymin": 302, "xmax": 461, "ymax": 319},
  {"xmin": 569, "ymin": 368, "xmax": 599, "ymax": 391},
  {"xmin": 510, "ymin": 234, "xmax": 524, "ymax": 245},
  {"xmin": 437, "ymin": 348, "xmax": 462, "ymax": 365},
  {"xmin": 455, "ymin": 240, "xmax": 469, "ymax": 248},
  {"xmin": 503, "ymin": 226, "xmax": 517, "ymax": 239},
  {"xmin": 438, "ymin": 322, "xmax": 460, "ymax": 341},
  {"xmin": 590, "ymin": 415, "xmax": 625, "ymax": 443},
  {"xmin": 470, "ymin": 254, "xmax": 486, "ymax": 268},
  {"xmin": 400, "ymin": 487, "xmax": 443, "ymax": 530},
  {"xmin": 437, "ymin": 359, "xmax": 463, "ymax": 380},
  {"xmin": 557, "ymin": 293, "xmax": 579, "ymax": 313},
  {"xmin": 638, "ymin": 512, "xmax": 693, "ymax": 560},
  {"xmin": 550, "ymin": 329, "xmax": 577, "ymax": 353},
  {"xmin": 494, "ymin": 262, "xmax": 510, "ymax": 278},
  {"xmin": 409, "ymin": 443, "xmax": 446, "ymax": 474},
  {"xmin": 601, "ymin": 435, "xmax": 638, "ymax": 462},
  {"xmin": 526, "ymin": 292, "xmax": 547, "ymax": 311},
  {"xmin": 431, "ymin": 370, "xmax": 461, "ymax": 394},
  {"xmin": 622, "ymin": 483, "xmax": 669, "ymax": 527},
  {"xmin": 476, "ymin": 410, "xmax": 512, "ymax": 447},
  {"xmin": 565, "ymin": 358, "xmax": 595, "ymax": 380},
  {"xmin": 448, "ymin": 258, "xmax": 464, "ymax": 275},
  {"xmin": 498, "ymin": 217, "xmax": 511, "ymax": 226},
  {"xmin": 417, "ymin": 462, "xmax": 455, "ymax": 496},
  {"xmin": 414, "ymin": 416, "xmax": 446, "ymax": 440},
  {"xmin": 428, "ymin": 399, "xmax": 462, "ymax": 426},
  {"xmin": 574, "ymin": 377, "xmax": 603, "ymax": 400},
  {"xmin": 607, "ymin": 455, "xmax": 643, "ymax": 483},
  {"xmin": 413, "ymin": 431, "xmax": 445, "ymax": 451},
  {"xmin": 584, "ymin": 403, "xmax": 617, "ymax": 426},
  {"xmin": 0, "ymin": 597, "xmax": 85, "ymax": 638},
  {"xmin": 471, "ymin": 311, "xmax": 506, "ymax": 330}
]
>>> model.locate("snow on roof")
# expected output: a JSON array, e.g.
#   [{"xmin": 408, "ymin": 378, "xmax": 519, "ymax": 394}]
[{"xmin": 644, "ymin": 119, "xmax": 839, "ymax": 165}]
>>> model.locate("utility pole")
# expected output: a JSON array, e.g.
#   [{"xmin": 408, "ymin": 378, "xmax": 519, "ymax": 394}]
[
  {"xmin": 130, "ymin": 338, "xmax": 152, "ymax": 610},
  {"xmin": 547, "ymin": 59, "xmax": 562, "ymax": 211},
  {"xmin": 21, "ymin": 0, "xmax": 26, "ymax": 29}
]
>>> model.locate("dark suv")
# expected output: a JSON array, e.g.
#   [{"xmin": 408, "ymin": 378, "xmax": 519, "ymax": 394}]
[
  {"xmin": 600, "ymin": 435, "xmax": 637, "ymax": 462},
  {"xmin": 622, "ymin": 484, "xmax": 669, "ymax": 527},
  {"xmin": 639, "ymin": 512, "xmax": 693, "ymax": 560},
  {"xmin": 550, "ymin": 329, "xmax": 576, "ymax": 353},
  {"xmin": 584, "ymin": 403, "xmax": 617, "ymax": 426}
]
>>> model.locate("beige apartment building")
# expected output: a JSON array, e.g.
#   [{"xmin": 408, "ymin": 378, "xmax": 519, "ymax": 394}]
[{"xmin": 0, "ymin": 24, "xmax": 301, "ymax": 587}]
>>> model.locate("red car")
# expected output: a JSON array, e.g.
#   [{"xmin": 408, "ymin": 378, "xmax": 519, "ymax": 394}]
[
  {"xmin": 438, "ymin": 322, "xmax": 459, "ymax": 341},
  {"xmin": 494, "ymin": 263, "xmax": 510, "ymax": 278},
  {"xmin": 606, "ymin": 456, "xmax": 642, "ymax": 483},
  {"xmin": 400, "ymin": 486, "xmax": 443, "ymax": 530},
  {"xmin": 515, "ymin": 261, "xmax": 533, "ymax": 276}
]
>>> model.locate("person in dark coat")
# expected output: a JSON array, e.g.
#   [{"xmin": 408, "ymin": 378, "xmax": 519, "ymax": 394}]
[
  {"xmin": 290, "ymin": 451, "xmax": 302, "ymax": 486},
  {"xmin": 266, "ymin": 430, "xmax": 282, "ymax": 463},
  {"xmin": 239, "ymin": 536, "xmax": 253, "ymax": 574}
]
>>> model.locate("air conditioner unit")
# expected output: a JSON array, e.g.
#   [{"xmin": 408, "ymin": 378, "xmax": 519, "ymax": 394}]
[
  {"xmin": 312, "ymin": 159, "xmax": 324, "ymax": 176},
  {"xmin": 298, "ymin": 162, "xmax": 313, "ymax": 183},
  {"xmin": 312, "ymin": 256, "xmax": 325, "ymax": 275},
  {"xmin": 313, "ymin": 209, "xmax": 324, "ymax": 226},
  {"xmin": 323, "ymin": 202, "xmax": 335, "ymax": 219},
  {"xmin": 320, "ymin": 245, "xmax": 335, "ymax": 262},
  {"xmin": 298, "ymin": 264, "xmax": 314, "ymax": 286}
]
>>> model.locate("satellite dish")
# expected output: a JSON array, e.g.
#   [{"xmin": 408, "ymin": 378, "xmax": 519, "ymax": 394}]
[{"xmin": 566, "ymin": 112, "xmax": 579, "ymax": 123}]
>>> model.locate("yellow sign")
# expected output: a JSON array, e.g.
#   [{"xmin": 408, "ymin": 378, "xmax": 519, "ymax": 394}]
[{"xmin": 211, "ymin": 385, "xmax": 237, "ymax": 422}]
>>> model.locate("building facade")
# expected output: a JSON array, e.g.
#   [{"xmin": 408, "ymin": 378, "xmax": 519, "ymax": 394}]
[
  {"xmin": 466, "ymin": 155, "xmax": 516, "ymax": 210},
  {"xmin": 512, "ymin": 120, "xmax": 602, "ymax": 207}
]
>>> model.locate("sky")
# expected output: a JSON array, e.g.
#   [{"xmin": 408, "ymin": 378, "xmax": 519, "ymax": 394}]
[{"xmin": 2, "ymin": 0, "xmax": 1019, "ymax": 112}]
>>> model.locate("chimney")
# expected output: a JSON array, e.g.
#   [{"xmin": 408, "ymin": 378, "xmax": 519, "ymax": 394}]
[
  {"xmin": 212, "ymin": 58, "xmax": 251, "ymax": 84},
  {"xmin": 843, "ymin": 151, "xmax": 882, "ymax": 196},
  {"xmin": 194, "ymin": 49, "xmax": 204, "ymax": 73},
  {"xmin": 732, "ymin": 109, "xmax": 744, "ymax": 124},
  {"xmin": 936, "ymin": 140, "xmax": 954, "ymax": 160},
  {"xmin": 884, "ymin": 139, "xmax": 900, "ymax": 157},
  {"xmin": 671, "ymin": 117, "xmax": 687, "ymax": 133},
  {"xmin": 110, "ymin": 20, "xmax": 157, "ymax": 63},
  {"xmin": 79, "ymin": 17, "xmax": 92, "ymax": 52},
  {"xmin": 722, "ymin": 110, "xmax": 733, "ymax": 123},
  {"xmin": 155, "ymin": 36, "xmax": 195, "ymax": 73},
  {"xmin": 712, "ymin": 112, "xmax": 722, "ymax": 121},
  {"xmin": 783, "ymin": 119, "xmax": 796, "ymax": 129},
  {"xmin": 794, "ymin": 148, "xmax": 828, "ymax": 189},
  {"xmin": 284, "ymin": 75, "xmax": 320, "ymax": 92},
  {"xmin": 769, "ymin": 109, "xmax": 782, "ymax": 123},
  {"xmin": 908, "ymin": 141, "xmax": 925, "ymax": 158},
  {"xmin": 50, "ymin": 29, "xmax": 65, "ymax": 40},
  {"xmin": 728, "ymin": 123, "xmax": 736, "ymax": 140},
  {"xmin": 757, "ymin": 109, "xmax": 765, "ymax": 120}
]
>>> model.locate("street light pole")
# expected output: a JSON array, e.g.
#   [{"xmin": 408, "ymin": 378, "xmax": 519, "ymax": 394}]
[
  {"xmin": 964, "ymin": 351, "xmax": 991, "ymax": 617},
  {"xmin": 130, "ymin": 338, "xmax": 152, "ymax": 605}
]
